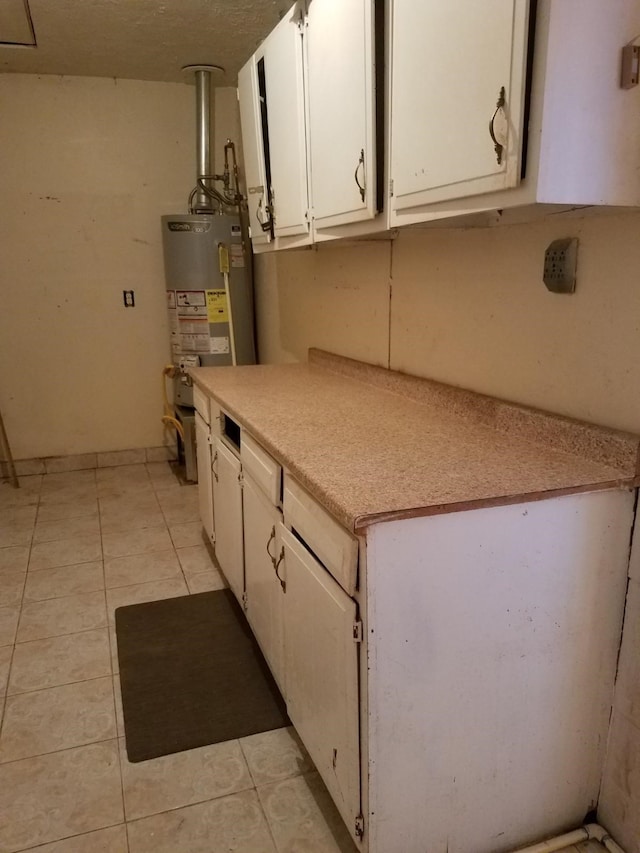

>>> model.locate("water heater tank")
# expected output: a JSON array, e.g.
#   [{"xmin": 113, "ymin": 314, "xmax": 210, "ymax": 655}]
[{"xmin": 161, "ymin": 212, "xmax": 256, "ymax": 406}]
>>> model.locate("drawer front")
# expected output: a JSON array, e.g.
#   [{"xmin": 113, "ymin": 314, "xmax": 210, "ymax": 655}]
[
  {"xmin": 283, "ymin": 475, "xmax": 357, "ymax": 596},
  {"xmin": 193, "ymin": 385, "xmax": 210, "ymax": 425},
  {"xmin": 241, "ymin": 432, "xmax": 281, "ymax": 506}
]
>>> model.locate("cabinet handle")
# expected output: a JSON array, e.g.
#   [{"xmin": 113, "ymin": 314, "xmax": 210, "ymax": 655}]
[
  {"xmin": 256, "ymin": 195, "xmax": 274, "ymax": 233},
  {"xmin": 211, "ymin": 450, "xmax": 218, "ymax": 482},
  {"xmin": 274, "ymin": 546, "xmax": 286, "ymax": 592},
  {"xmin": 354, "ymin": 149, "xmax": 366, "ymax": 202},
  {"xmin": 488, "ymin": 86, "xmax": 506, "ymax": 165},
  {"xmin": 266, "ymin": 526, "xmax": 277, "ymax": 565}
]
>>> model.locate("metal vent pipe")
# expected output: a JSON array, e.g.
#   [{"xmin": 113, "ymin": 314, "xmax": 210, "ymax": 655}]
[{"xmin": 182, "ymin": 64, "xmax": 224, "ymax": 212}]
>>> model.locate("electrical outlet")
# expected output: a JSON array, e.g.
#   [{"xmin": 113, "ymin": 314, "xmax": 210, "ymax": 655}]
[
  {"xmin": 543, "ymin": 238, "xmax": 578, "ymax": 294},
  {"xmin": 123, "ymin": 290, "xmax": 135, "ymax": 307}
]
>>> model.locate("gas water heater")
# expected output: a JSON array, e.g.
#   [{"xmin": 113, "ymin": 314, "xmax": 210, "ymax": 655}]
[
  {"xmin": 162, "ymin": 211, "xmax": 255, "ymax": 407},
  {"xmin": 161, "ymin": 64, "xmax": 256, "ymax": 411}
]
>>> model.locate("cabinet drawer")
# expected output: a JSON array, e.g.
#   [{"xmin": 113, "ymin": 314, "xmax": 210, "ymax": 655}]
[
  {"xmin": 241, "ymin": 432, "xmax": 281, "ymax": 506},
  {"xmin": 283, "ymin": 475, "xmax": 358, "ymax": 595},
  {"xmin": 193, "ymin": 385, "xmax": 210, "ymax": 425}
]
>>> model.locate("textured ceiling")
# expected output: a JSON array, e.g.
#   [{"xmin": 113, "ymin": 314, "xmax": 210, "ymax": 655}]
[{"xmin": 0, "ymin": 0, "xmax": 291, "ymax": 85}]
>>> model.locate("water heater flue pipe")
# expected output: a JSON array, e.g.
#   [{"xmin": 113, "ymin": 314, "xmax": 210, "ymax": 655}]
[
  {"xmin": 182, "ymin": 64, "xmax": 224, "ymax": 213},
  {"xmin": 513, "ymin": 823, "xmax": 625, "ymax": 853}
]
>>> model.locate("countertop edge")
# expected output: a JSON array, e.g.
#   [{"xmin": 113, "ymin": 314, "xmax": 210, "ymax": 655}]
[{"xmin": 352, "ymin": 478, "xmax": 639, "ymax": 533}]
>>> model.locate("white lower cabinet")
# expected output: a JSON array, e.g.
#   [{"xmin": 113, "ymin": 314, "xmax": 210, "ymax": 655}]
[
  {"xmin": 196, "ymin": 396, "xmax": 635, "ymax": 853},
  {"xmin": 242, "ymin": 472, "xmax": 285, "ymax": 692},
  {"xmin": 195, "ymin": 411, "xmax": 214, "ymax": 547},
  {"xmin": 212, "ymin": 437, "xmax": 244, "ymax": 603},
  {"xmin": 280, "ymin": 525, "xmax": 361, "ymax": 838}
]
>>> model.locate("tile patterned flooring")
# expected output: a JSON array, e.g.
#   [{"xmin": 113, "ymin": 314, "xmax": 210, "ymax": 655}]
[
  {"xmin": 0, "ymin": 466, "xmax": 619, "ymax": 853},
  {"xmin": 0, "ymin": 465, "xmax": 356, "ymax": 853}
]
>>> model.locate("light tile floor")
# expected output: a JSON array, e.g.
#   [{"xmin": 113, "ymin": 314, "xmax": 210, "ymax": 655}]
[
  {"xmin": 0, "ymin": 464, "xmax": 356, "ymax": 853},
  {"xmin": 0, "ymin": 467, "xmax": 621, "ymax": 853}
]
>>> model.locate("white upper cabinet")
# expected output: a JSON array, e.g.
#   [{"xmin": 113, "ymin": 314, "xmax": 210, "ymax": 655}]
[
  {"xmin": 237, "ymin": 57, "xmax": 272, "ymax": 247},
  {"xmin": 389, "ymin": 0, "xmax": 640, "ymax": 227},
  {"xmin": 261, "ymin": 4, "xmax": 310, "ymax": 240},
  {"xmin": 389, "ymin": 0, "xmax": 530, "ymax": 212},
  {"xmin": 306, "ymin": 0, "xmax": 378, "ymax": 231}
]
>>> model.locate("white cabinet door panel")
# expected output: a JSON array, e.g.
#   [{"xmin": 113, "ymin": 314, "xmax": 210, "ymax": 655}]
[
  {"xmin": 195, "ymin": 411, "xmax": 214, "ymax": 547},
  {"xmin": 263, "ymin": 4, "xmax": 310, "ymax": 239},
  {"xmin": 282, "ymin": 525, "xmax": 361, "ymax": 837},
  {"xmin": 243, "ymin": 474, "xmax": 285, "ymax": 692},
  {"xmin": 306, "ymin": 0, "xmax": 377, "ymax": 229},
  {"xmin": 212, "ymin": 438, "xmax": 244, "ymax": 601},
  {"xmin": 238, "ymin": 57, "xmax": 272, "ymax": 246},
  {"xmin": 390, "ymin": 0, "xmax": 530, "ymax": 211}
]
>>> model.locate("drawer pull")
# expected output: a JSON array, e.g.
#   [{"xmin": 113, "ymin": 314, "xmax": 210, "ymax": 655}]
[
  {"xmin": 266, "ymin": 525, "xmax": 277, "ymax": 565},
  {"xmin": 274, "ymin": 546, "xmax": 286, "ymax": 592}
]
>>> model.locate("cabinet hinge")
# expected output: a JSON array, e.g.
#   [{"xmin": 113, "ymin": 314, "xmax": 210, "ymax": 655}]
[
  {"xmin": 241, "ymin": 591, "xmax": 248, "ymax": 611},
  {"xmin": 238, "ymin": 471, "xmax": 244, "ymax": 488},
  {"xmin": 352, "ymin": 621, "xmax": 363, "ymax": 643},
  {"xmin": 389, "ymin": 178, "xmax": 394, "ymax": 197},
  {"xmin": 354, "ymin": 814, "xmax": 365, "ymax": 838}
]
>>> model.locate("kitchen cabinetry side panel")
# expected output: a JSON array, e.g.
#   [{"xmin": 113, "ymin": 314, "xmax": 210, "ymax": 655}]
[{"xmin": 365, "ymin": 490, "xmax": 634, "ymax": 853}]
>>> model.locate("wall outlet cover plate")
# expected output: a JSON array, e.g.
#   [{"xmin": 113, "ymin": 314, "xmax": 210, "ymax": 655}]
[{"xmin": 543, "ymin": 238, "xmax": 578, "ymax": 294}]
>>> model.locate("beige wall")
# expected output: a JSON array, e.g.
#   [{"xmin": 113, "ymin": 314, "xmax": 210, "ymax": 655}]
[
  {"xmin": 0, "ymin": 79, "xmax": 244, "ymax": 461},
  {"xmin": 253, "ymin": 208, "xmax": 640, "ymax": 850},
  {"xmin": 0, "ymin": 74, "xmax": 195, "ymax": 459},
  {"xmin": 256, "ymin": 210, "xmax": 640, "ymax": 434}
]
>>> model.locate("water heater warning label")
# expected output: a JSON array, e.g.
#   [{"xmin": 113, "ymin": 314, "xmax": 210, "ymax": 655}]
[
  {"xmin": 167, "ymin": 289, "xmax": 211, "ymax": 354},
  {"xmin": 206, "ymin": 290, "xmax": 229, "ymax": 324}
]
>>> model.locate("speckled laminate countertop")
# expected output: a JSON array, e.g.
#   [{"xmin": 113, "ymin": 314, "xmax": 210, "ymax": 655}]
[{"xmin": 190, "ymin": 350, "xmax": 640, "ymax": 533}]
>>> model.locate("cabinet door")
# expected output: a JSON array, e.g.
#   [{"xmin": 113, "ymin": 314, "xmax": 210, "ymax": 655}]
[
  {"xmin": 281, "ymin": 525, "xmax": 361, "ymax": 837},
  {"xmin": 306, "ymin": 0, "xmax": 378, "ymax": 229},
  {"xmin": 212, "ymin": 438, "xmax": 244, "ymax": 602},
  {"xmin": 238, "ymin": 56, "xmax": 272, "ymax": 246},
  {"xmin": 389, "ymin": 0, "xmax": 530, "ymax": 211},
  {"xmin": 195, "ymin": 411, "xmax": 214, "ymax": 547},
  {"xmin": 243, "ymin": 474, "xmax": 285, "ymax": 692},
  {"xmin": 262, "ymin": 3, "xmax": 310, "ymax": 239}
]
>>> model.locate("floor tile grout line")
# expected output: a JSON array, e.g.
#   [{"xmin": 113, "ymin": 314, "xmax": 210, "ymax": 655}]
[
  {"xmin": 0, "ymin": 477, "xmax": 40, "ymax": 741},
  {"xmin": 6, "ymin": 670, "xmax": 113, "ymax": 699},
  {"xmin": 13, "ymin": 820, "xmax": 127, "ymax": 853},
  {"xmin": 0, "ymin": 733, "xmax": 120, "ymax": 769},
  {"xmin": 14, "ymin": 622, "xmax": 110, "ymax": 646},
  {"xmin": 26, "ymin": 557, "xmax": 104, "ymax": 575}
]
